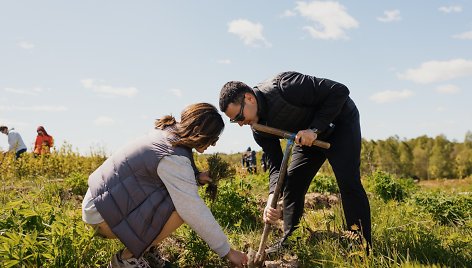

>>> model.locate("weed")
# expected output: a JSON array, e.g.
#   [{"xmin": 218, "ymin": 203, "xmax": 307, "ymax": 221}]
[{"xmin": 205, "ymin": 153, "xmax": 235, "ymax": 201}]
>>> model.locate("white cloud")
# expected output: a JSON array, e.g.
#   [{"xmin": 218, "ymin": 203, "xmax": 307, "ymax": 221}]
[
  {"xmin": 81, "ymin": 79, "xmax": 138, "ymax": 97},
  {"xmin": 436, "ymin": 106, "xmax": 446, "ymax": 112},
  {"xmin": 217, "ymin": 59, "xmax": 232, "ymax": 64},
  {"xmin": 4, "ymin": 87, "xmax": 46, "ymax": 95},
  {"xmin": 280, "ymin": 10, "xmax": 296, "ymax": 17},
  {"xmin": 295, "ymin": 1, "xmax": 359, "ymax": 40},
  {"xmin": 18, "ymin": 41, "xmax": 35, "ymax": 50},
  {"xmin": 452, "ymin": 30, "xmax": 472, "ymax": 40},
  {"xmin": 369, "ymin": 89, "xmax": 413, "ymax": 103},
  {"xmin": 169, "ymin": 88, "xmax": 183, "ymax": 98},
  {"xmin": 436, "ymin": 84, "xmax": 460, "ymax": 94},
  {"xmin": 94, "ymin": 116, "xmax": 115, "ymax": 126},
  {"xmin": 438, "ymin": 5, "xmax": 462, "ymax": 13},
  {"xmin": 0, "ymin": 105, "xmax": 68, "ymax": 112},
  {"xmin": 377, "ymin": 10, "xmax": 402, "ymax": 22},
  {"xmin": 398, "ymin": 59, "xmax": 472, "ymax": 84},
  {"xmin": 228, "ymin": 19, "xmax": 272, "ymax": 47}
]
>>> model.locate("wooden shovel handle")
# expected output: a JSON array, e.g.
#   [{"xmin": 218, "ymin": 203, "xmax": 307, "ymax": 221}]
[{"xmin": 251, "ymin": 123, "xmax": 331, "ymax": 149}]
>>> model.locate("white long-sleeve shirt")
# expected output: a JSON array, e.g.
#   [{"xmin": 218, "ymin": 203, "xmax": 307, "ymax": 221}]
[
  {"xmin": 157, "ymin": 155, "xmax": 230, "ymax": 258},
  {"xmin": 7, "ymin": 129, "xmax": 27, "ymax": 153}
]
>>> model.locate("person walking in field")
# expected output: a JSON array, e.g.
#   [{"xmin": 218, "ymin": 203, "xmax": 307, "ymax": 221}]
[
  {"xmin": 82, "ymin": 103, "xmax": 248, "ymax": 268},
  {"xmin": 34, "ymin": 126, "xmax": 54, "ymax": 155},
  {"xmin": 219, "ymin": 71, "xmax": 371, "ymax": 253},
  {"xmin": 261, "ymin": 151, "xmax": 268, "ymax": 172},
  {"xmin": 250, "ymin": 150, "xmax": 257, "ymax": 173},
  {"xmin": 0, "ymin": 125, "xmax": 27, "ymax": 159},
  {"xmin": 241, "ymin": 147, "xmax": 251, "ymax": 169}
]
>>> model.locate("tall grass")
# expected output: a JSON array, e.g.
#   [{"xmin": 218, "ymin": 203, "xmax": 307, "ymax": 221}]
[{"xmin": 0, "ymin": 148, "xmax": 471, "ymax": 267}]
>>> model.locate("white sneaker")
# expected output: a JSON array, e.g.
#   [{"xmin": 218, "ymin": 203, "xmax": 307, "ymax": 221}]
[{"xmin": 108, "ymin": 249, "xmax": 151, "ymax": 268}]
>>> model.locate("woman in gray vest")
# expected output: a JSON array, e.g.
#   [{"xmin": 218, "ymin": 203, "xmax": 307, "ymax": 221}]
[{"xmin": 82, "ymin": 103, "xmax": 248, "ymax": 268}]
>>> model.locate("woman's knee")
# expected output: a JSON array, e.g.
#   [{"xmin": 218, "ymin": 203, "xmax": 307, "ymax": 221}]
[
  {"xmin": 150, "ymin": 211, "xmax": 183, "ymax": 246},
  {"xmin": 90, "ymin": 221, "xmax": 117, "ymax": 239}
]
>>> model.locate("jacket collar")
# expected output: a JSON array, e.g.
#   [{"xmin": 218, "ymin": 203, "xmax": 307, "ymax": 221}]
[{"xmin": 253, "ymin": 87, "xmax": 268, "ymax": 124}]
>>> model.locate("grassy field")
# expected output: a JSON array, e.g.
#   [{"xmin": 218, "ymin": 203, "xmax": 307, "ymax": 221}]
[
  {"xmin": 0, "ymin": 150, "xmax": 471, "ymax": 267},
  {"xmin": 418, "ymin": 178, "xmax": 472, "ymax": 193}
]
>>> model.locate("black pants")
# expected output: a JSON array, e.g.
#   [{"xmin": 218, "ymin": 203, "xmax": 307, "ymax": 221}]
[
  {"xmin": 282, "ymin": 106, "xmax": 371, "ymax": 245},
  {"xmin": 15, "ymin": 148, "xmax": 26, "ymax": 159}
]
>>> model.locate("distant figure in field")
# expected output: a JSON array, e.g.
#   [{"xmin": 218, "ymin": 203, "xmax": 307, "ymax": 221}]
[
  {"xmin": 241, "ymin": 147, "xmax": 251, "ymax": 168},
  {"xmin": 0, "ymin": 125, "xmax": 27, "ymax": 159},
  {"xmin": 241, "ymin": 147, "xmax": 257, "ymax": 173},
  {"xmin": 250, "ymin": 150, "xmax": 257, "ymax": 173},
  {"xmin": 34, "ymin": 126, "xmax": 54, "ymax": 155},
  {"xmin": 261, "ymin": 151, "xmax": 268, "ymax": 172},
  {"xmin": 82, "ymin": 103, "xmax": 247, "ymax": 268}
]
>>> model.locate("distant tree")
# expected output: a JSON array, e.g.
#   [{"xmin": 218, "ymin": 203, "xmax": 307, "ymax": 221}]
[
  {"xmin": 454, "ymin": 143, "xmax": 472, "ymax": 179},
  {"xmin": 411, "ymin": 135, "xmax": 433, "ymax": 179},
  {"xmin": 361, "ymin": 139, "xmax": 376, "ymax": 175},
  {"xmin": 460, "ymin": 130, "xmax": 472, "ymax": 177},
  {"xmin": 374, "ymin": 136, "xmax": 402, "ymax": 175},
  {"xmin": 398, "ymin": 141, "xmax": 413, "ymax": 178},
  {"xmin": 465, "ymin": 130, "xmax": 472, "ymax": 148},
  {"xmin": 429, "ymin": 135, "xmax": 454, "ymax": 179}
]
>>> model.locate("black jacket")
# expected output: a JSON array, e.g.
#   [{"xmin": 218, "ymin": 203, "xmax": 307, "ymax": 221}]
[{"xmin": 252, "ymin": 71, "xmax": 355, "ymax": 193}]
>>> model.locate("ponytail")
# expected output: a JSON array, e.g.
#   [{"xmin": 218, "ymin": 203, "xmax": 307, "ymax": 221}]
[{"xmin": 154, "ymin": 115, "xmax": 177, "ymax": 130}]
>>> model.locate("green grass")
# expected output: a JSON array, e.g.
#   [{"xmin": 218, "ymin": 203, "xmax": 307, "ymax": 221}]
[{"xmin": 0, "ymin": 149, "xmax": 471, "ymax": 267}]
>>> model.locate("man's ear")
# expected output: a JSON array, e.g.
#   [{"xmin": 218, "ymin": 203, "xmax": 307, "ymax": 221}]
[{"xmin": 245, "ymin": 92, "xmax": 256, "ymax": 104}]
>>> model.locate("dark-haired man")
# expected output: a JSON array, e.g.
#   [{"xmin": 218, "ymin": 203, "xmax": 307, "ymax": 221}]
[
  {"xmin": 0, "ymin": 125, "xmax": 27, "ymax": 159},
  {"xmin": 218, "ymin": 71, "xmax": 371, "ymax": 251}
]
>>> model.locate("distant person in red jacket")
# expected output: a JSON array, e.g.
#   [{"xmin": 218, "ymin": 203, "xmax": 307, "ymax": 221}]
[{"xmin": 34, "ymin": 126, "xmax": 54, "ymax": 155}]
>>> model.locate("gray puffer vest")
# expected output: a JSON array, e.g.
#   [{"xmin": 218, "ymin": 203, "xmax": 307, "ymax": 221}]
[{"xmin": 88, "ymin": 128, "xmax": 198, "ymax": 257}]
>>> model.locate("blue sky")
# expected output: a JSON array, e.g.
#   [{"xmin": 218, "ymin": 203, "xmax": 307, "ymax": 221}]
[{"xmin": 1, "ymin": 0, "xmax": 471, "ymax": 155}]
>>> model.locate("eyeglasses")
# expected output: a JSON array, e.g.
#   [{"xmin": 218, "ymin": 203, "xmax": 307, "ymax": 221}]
[{"xmin": 230, "ymin": 100, "xmax": 245, "ymax": 123}]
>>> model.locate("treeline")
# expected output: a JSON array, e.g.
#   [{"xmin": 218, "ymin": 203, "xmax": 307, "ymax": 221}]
[{"xmin": 360, "ymin": 131, "xmax": 472, "ymax": 180}]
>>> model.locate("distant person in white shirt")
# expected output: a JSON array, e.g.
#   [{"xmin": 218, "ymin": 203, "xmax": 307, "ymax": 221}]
[{"xmin": 0, "ymin": 125, "xmax": 27, "ymax": 159}]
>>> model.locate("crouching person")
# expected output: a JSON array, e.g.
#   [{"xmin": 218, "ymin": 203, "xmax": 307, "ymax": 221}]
[{"xmin": 82, "ymin": 103, "xmax": 248, "ymax": 268}]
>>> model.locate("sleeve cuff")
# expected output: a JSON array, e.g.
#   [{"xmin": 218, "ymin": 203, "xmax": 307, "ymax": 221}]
[{"xmin": 215, "ymin": 242, "xmax": 231, "ymax": 258}]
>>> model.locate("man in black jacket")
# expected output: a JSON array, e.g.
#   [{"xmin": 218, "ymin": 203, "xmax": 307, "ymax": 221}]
[{"xmin": 219, "ymin": 71, "xmax": 371, "ymax": 251}]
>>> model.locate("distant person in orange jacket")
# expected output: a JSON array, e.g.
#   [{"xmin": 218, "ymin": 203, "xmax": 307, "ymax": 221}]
[{"xmin": 34, "ymin": 126, "xmax": 54, "ymax": 155}]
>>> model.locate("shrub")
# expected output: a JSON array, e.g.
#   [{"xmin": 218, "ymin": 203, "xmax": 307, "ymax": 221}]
[
  {"xmin": 0, "ymin": 198, "xmax": 116, "ymax": 267},
  {"xmin": 308, "ymin": 174, "xmax": 339, "ymax": 194},
  {"xmin": 175, "ymin": 227, "xmax": 214, "ymax": 267},
  {"xmin": 414, "ymin": 191, "xmax": 472, "ymax": 225},
  {"xmin": 65, "ymin": 172, "xmax": 89, "ymax": 196},
  {"xmin": 206, "ymin": 179, "xmax": 261, "ymax": 231},
  {"xmin": 368, "ymin": 170, "xmax": 412, "ymax": 202}
]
